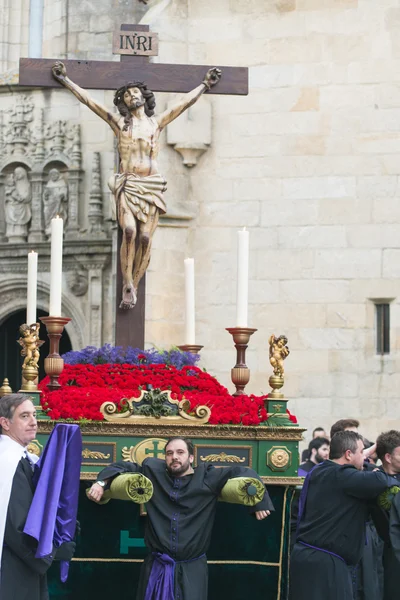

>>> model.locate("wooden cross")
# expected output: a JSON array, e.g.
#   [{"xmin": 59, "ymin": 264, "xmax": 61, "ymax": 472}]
[{"xmin": 19, "ymin": 24, "xmax": 248, "ymax": 349}]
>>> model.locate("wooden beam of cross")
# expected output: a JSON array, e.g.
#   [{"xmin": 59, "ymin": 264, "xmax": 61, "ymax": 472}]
[{"xmin": 18, "ymin": 24, "xmax": 248, "ymax": 349}]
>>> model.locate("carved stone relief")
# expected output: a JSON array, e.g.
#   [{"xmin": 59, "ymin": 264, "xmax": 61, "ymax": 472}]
[
  {"xmin": 4, "ymin": 166, "xmax": 32, "ymax": 242},
  {"xmin": 43, "ymin": 169, "xmax": 69, "ymax": 237}
]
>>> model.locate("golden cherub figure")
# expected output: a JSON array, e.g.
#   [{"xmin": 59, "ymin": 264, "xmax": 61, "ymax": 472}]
[
  {"xmin": 18, "ymin": 323, "xmax": 44, "ymax": 369},
  {"xmin": 268, "ymin": 334, "xmax": 290, "ymax": 378}
]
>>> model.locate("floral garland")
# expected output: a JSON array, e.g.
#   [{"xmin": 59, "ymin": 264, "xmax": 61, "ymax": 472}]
[{"xmin": 39, "ymin": 351, "xmax": 297, "ymax": 426}]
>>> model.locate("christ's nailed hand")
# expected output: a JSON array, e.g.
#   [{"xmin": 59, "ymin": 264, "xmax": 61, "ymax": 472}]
[
  {"xmin": 52, "ymin": 61, "xmax": 67, "ymax": 79},
  {"xmin": 255, "ymin": 510, "xmax": 271, "ymax": 521},
  {"xmin": 88, "ymin": 482, "xmax": 105, "ymax": 503},
  {"xmin": 204, "ymin": 67, "xmax": 222, "ymax": 88}
]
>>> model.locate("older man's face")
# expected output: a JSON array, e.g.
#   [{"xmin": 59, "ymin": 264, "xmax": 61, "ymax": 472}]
[{"xmin": 0, "ymin": 399, "xmax": 37, "ymax": 447}]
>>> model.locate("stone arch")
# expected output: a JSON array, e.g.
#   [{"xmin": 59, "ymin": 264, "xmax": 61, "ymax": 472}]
[{"xmin": 0, "ymin": 276, "xmax": 85, "ymax": 350}]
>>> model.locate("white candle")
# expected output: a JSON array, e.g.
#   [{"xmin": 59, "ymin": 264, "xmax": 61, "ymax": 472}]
[
  {"xmin": 26, "ymin": 251, "xmax": 38, "ymax": 324},
  {"xmin": 236, "ymin": 228, "xmax": 249, "ymax": 327},
  {"xmin": 184, "ymin": 258, "xmax": 195, "ymax": 345},
  {"xmin": 49, "ymin": 216, "xmax": 63, "ymax": 316}
]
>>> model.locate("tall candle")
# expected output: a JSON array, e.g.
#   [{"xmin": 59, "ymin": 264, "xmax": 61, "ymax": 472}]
[
  {"xmin": 236, "ymin": 228, "xmax": 249, "ymax": 327},
  {"xmin": 184, "ymin": 258, "xmax": 195, "ymax": 345},
  {"xmin": 49, "ymin": 216, "xmax": 63, "ymax": 316},
  {"xmin": 26, "ymin": 251, "xmax": 38, "ymax": 324}
]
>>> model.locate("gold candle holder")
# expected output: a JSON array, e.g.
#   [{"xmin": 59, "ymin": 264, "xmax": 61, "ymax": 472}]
[
  {"xmin": 226, "ymin": 327, "xmax": 257, "ymax": 396},
  {"xmin": 177, "ymin": 344, "xmax": 203, "ymax": 355},
  {"xmin": 40, "ymin": 316, "xmax": 71, "ymax": 391}
]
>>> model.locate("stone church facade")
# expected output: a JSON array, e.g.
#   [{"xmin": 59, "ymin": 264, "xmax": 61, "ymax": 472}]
[{"xmin": 1, "ymin": 0, "xmax": 400, "ymax": 442}]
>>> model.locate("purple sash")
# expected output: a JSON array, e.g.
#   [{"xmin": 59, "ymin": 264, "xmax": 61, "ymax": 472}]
[{"xmin": 144, "ymin": 552, "xmax": 205, "ymax": 600}]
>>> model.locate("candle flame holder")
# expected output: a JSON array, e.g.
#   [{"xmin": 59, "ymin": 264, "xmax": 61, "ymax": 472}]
[
  {"xmin": 177, "ymin": 344, "xmax": 203, "ymax": 355},
  {"xmin": 226, "ymin": 327, "xmax": 257, "ymax": 396},
  {"xmin": 40, "ymin": 316, "xmax": 71, "ymax": 391}
]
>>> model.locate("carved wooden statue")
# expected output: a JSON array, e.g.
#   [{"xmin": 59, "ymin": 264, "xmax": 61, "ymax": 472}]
[
  {"xmin": 52, "ymin": 61, "xmax": 221, "ymax": 309},
  {"xmin": 268, "ymin": 334, "xmax": 290, "ymax": 378}
]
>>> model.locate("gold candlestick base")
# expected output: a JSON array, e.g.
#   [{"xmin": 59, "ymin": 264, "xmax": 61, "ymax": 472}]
[
  {"xmin": 226, "ymin": 327, "xmax": 257, "ymax": 396},
  {"xmin": 0, "ymin": 378, "xmax": 12, "ymax": 397},
  {"xmin": 40, "ymin": 316, "xmax": 71, "ymax": 391},
  {"xmin": 178, "ymin": 344, "xmax": 203, "ymax": 355}
]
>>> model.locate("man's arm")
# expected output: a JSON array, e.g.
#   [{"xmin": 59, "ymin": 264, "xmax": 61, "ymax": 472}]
[
  {"xmin": 156, "ymin": 67, "xmax": 221, "ymax": 130},
  {"xmin": 206, "ymin": 464, "xmax": 274, "ymax": 519},
  {"xmin": 52, "ymin": 61, "xmax": 120, "ymax": 134},
  {"xmin": 88, "ymin": 460, "xmax": 140, "ymax": 503},
  {"xmin": 341, "ymin": 467, "xmax": 399, "ymax": 499}
]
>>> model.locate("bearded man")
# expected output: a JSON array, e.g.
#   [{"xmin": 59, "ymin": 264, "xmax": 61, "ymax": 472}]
[{"xmin": 88, "ymin": 436, "xmax": 274, "ymax": 600}]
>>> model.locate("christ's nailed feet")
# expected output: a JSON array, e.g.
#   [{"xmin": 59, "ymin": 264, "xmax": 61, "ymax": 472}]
[{"xmin": 119, "ymin": 284, "xmax": 137, "ymax": 310}]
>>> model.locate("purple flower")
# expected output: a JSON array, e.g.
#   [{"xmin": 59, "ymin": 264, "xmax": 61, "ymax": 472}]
[{"xmin": 62, "ymin": 345, "xmax": 200, "ymax": 368}]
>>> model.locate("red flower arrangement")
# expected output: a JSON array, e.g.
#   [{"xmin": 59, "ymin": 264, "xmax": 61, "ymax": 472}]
[{"xmin": 39, "ymin": 363, "xmax": 297, "ymax": 426}]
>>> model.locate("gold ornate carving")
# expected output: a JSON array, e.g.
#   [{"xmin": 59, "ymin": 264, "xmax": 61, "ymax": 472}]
[
  {"xmin": 122, "ymin": 438, "xmax": 167, "ymax": 465},
  {"xmin": 200, "ymin": 452, "xmax": 245, "ymax": 463},
  {"xmin": 268, "ymin": 334, "xmax": 289, "ymax": 400},
  {"xmin": 38, "ymin": 421, "xmax": 306, "ymax": 441},
  {"xmin": 261, "ymin": 476, "xmax": 303, "ymax": 486},
  {"xmin": 267, "ymin": 446, "xmax": 292, "ymax": 472},
  {"xmin": 27, "ymin": 439, "xmax": 43, "ymax": 456},
  {"xmin": 270, "ymin": 449, "xmax": 289, "ymax": 468},
  {"xmin": 100, "ymin": 390, "xmax": 211, "ymax": 425},
  {"xmin": 82, "ymin": 448, "xmax": 111, "ymax": 460}
]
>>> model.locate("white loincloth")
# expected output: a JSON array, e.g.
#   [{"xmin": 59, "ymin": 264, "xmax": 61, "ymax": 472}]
[{"xmin": 108, "ymin": 173, "xmax": 167, "ymax": 224}]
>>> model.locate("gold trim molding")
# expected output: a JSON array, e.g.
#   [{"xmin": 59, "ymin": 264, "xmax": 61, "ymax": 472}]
[
  {"xmin": 38, "ymin": 421, "xmax": 305, "ymax": 441},
  {"xmin": 261, "ymin": 476, "xmax": 303, "ymax": 486}
]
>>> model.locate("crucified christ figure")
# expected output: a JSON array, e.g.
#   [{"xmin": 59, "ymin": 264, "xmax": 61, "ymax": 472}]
[{"xmin": 52, "ymin": 62, "xmax": 221, "ymax": 309}]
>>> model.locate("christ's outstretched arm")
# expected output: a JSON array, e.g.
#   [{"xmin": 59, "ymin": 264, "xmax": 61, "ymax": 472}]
[
  {"xmin": 156, "ymin": 67, "xmax": 221, "ymax": 129},
  {"xmin": 52, "ymin": 61, "xmax": 120, "ymax": 134}
]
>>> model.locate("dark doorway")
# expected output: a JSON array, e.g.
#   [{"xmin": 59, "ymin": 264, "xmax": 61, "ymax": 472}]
[{"xmin": 0, "ymin": 308, "xmax": 72, "ymax": 392}]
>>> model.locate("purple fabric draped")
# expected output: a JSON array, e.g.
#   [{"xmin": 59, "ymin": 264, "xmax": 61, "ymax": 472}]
[
  {"xmin": 144, "ymin": 553, "xmax": 176, "ymax": 600},
  {"xmin": 23, "ymin": 423, "xmax": 82, "ymax": 582}
]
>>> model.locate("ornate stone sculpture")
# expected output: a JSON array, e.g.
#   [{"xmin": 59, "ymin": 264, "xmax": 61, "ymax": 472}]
[
  {"xmin": 268, "ymin": 334, "xmax": 290, "ymax": 378},
  {"xmin": 43, "ymin": 168, "xmax": 68, "ymax": 236},
  {"xmin": 5, "ymin": 166, "xmax": 32, "ymax": 242},
  {"xmin": 52, "ymin": 60, "xmax": 221, "ymax": 309}
]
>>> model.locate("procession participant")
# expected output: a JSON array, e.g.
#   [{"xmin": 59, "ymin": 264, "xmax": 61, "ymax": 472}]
[
  {"xmin": 298, "ymin": 437, "xmax": 330, "ymax": 476},
  {"xmin": 88, "ymin": 436, "xmax": 274, "ymax": 600},
  {"xmin": 372, "ymin": 430, "xmax": 400, "ymax": 600},
  {"xmin": 301, "ymin": 427, "xmax": 328, "ymax": 462},
  {"xmin": 289, "ymin": 431, "xmax": 399, "ymax": 600},
  {"xmin": 0, "ymin": 394, "xmax": 76, "ymax": 600}
]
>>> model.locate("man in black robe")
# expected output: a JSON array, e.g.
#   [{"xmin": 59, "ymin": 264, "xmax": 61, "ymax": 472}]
[
  {"xmin": 298, "ymin": 436, "xmax": 330, "ymax": 476},
  {"xmin": 371, "ymin": 430, "xmax": 400, "ymax": 600},
  {"xmin": 0, "ymin": 393, "xmax": 75, "ymax": 600},
  {"xmin": 289, "ymin": 430, "xmax": 399, "ymax": 600},
  {"xmin": 88, "ymin": 436, "xmax": 274, "ymax": 600}
]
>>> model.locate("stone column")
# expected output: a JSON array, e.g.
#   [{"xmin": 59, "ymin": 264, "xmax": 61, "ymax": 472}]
[
  {"xmin": 0, "ymin": 173, "xmax": 6, "ymax": 242},
  {"xmin": 88, "ymin": 152, "xmax": 106, "ymax": 237},
  {"xmin": 65, "ymin": 167, "xmax": 81, "ymax": 239},
  {"xmin": 28, "ymin": 171, "xmax": 45, "ymax": 242},
  {"xmin": 88, "ymin": 267, "xmax": 103, "ymax": 346}
]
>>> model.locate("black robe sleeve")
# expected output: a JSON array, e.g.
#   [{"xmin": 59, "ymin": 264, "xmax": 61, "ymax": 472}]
[
  {"xmin": 4, "ymin": 464, "xmax": 54, "ymax": 576},
  {"xmin": 390, "ymin": 492, "xmax": 400, "ymax": 563},
  {"xmin": 204, "ymin": 464, "xmax": 275, "ymax": 513},
  {"xmin": 341, "ymin": 468, "xmax": 399, "ymax": 499},
  {"xmin": 96, "ymin": 460, "xmax": 140, "ymax": 487}
]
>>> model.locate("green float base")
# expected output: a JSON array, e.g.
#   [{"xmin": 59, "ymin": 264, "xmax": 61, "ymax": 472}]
[{"xmin": 48, "ymin": 483, "xmax": 295, "ymax": 600}]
